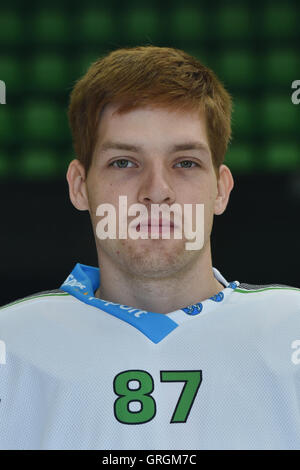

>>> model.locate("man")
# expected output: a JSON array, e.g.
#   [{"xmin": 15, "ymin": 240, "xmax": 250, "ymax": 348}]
[{"xmin": 0, "ymin": 46, "xmax": 299, "ymax": 450}]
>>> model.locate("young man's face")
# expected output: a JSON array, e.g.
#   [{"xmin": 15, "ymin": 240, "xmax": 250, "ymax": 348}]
[{"xmin": 69, "ymin": 103, "xmax": 233, "ymax": 279}]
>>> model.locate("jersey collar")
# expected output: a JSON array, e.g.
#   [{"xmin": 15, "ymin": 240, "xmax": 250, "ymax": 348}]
[{"xmin": 60, "ymin": 263, "xmax": 239, "ymax": 344}]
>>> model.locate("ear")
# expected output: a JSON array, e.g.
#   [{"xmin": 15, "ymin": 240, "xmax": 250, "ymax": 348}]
[
  {"xmin": 66, "ymin": 159, "xmax": 90, "ymax": 211},
  {"xmin": 214, "ymin": 164, "xmax": 234, "ymax": 215}
]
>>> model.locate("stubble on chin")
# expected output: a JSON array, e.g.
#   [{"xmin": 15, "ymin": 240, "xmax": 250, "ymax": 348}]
[{"xmin": 99, "ymin": 237, "xmax": 200, "ymax": 280}]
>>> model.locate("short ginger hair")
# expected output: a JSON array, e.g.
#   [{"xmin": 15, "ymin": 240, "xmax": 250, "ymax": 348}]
[{"xmin": 68, "ymin": 45, "xmax": 233, "ymax": 177}]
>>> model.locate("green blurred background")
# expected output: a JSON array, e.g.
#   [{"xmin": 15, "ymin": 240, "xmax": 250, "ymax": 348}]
[
  {"xmin": 0, "ymin": 0, "xmax": 299, "ymax": 178},
  {"xmin": 0, "ymin": 0, "xmax": 299, "ymax": 304}
]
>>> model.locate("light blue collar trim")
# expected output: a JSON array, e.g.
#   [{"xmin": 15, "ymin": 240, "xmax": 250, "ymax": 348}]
[{"xmin": 60, "ymin": 263, "xmax": 178, "ymax": 344}]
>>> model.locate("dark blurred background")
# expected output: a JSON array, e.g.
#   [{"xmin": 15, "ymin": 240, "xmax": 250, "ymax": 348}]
[{"xmin": 0, "ymin": 0, "xmax": 299, "ymax": 306}]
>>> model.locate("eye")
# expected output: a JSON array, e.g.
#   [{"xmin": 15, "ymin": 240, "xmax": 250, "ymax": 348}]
[
  {"xmin": 175, "ymin": 160, "xmax": 200, "ymax": 169},
  {"xmin": 109, "ymin": 159, "xmax": 136, "ymax": 168},
  {"xmin": 108, "ymin": 158, "xmax": 200, "ymax": 169}
]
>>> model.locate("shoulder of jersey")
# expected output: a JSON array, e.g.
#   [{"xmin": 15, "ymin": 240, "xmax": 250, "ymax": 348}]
[
  {"xmin": 237, "ymin": 281, "xmax": 300, "ymax": 292},
  {"xmin": 0, "ymin": 288, "xmax": 71, "ymax": 313},
  {"xmin": 234, "ymin": 281, "xmax": 300, "ymax": 305}
]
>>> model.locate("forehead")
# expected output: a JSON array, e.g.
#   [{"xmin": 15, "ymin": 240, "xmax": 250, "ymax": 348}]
[{"xmin": 97, "ymin": 103, "xmax": 209, "ymax": 144}]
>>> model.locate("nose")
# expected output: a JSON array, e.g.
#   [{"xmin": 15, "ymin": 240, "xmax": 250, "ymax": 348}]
[{"xmin": 137, "ymin": 162, "xmax": 176, "ymax": 206}]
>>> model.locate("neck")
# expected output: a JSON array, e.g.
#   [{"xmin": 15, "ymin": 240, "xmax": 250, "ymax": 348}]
[{"xmin": 94, "ymin": 243, "xmax": 225, "ymax": 314}]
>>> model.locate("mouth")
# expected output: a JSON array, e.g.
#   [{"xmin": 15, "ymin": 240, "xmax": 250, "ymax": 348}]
[{"xmin": 136, "ymin": 221, "xmax": 175, "ymax": 232}]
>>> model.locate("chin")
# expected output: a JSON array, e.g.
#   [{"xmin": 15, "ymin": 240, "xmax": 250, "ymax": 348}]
[{"xmin": 122, "ymin": 243, "xmax": 197, "ymax": 279}]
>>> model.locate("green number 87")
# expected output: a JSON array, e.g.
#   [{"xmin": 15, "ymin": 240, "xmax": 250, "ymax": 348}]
[{"xmin": 114, "ymin": 369, "xmax": 202, "ymax": 425}]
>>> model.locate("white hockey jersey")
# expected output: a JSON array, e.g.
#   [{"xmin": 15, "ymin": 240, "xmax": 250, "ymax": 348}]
[{"xmin": 0, "ymin": 262, "xmax": 299, "ymax": 450}]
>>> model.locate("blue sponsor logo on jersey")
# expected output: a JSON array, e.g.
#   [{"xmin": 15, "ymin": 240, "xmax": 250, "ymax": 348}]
[
  {"xmin": 228, "ymin": 281, "xmax": 238, "ymax": 289},
  {"xmin": 209, "ymin": 292, "xmax": 224, "ymax": 302},
  {"xmin": 182, "ymin": 302, "xmax": 203, "ymax": 315}
]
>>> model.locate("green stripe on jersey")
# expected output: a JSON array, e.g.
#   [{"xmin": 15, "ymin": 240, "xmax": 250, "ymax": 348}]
[
  {"xmin": 0, "ymin": 292, "xmax": 70, "ymax": 311},
  {"xmin": 235, "ymin": 287, "xmax": 300, "ymax": 294}
]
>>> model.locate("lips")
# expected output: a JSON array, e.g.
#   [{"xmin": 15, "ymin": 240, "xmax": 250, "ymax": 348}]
[
  {"xmin": 137, "ymin": 218, "xmax": 175, "ymax": 231},
  {"xmin": 144, "ymin": 221, "xmax": 174, "ymax": 227}
]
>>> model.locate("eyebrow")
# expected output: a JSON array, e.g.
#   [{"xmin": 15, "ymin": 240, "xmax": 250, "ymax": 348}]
[{"xmin": 98, "ymin": 140, "xmax": 210, "ymax": 156}]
